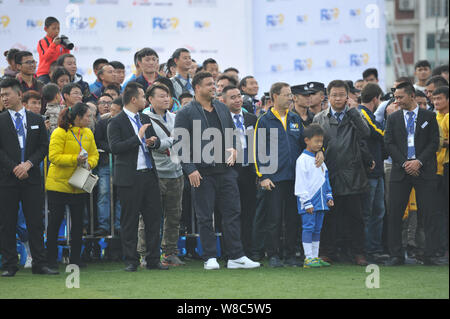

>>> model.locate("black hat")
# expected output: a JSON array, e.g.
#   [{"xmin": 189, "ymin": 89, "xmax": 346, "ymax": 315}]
[
  {"xmin": 306, "ymin": 81, "xmax": 325, "ymax": 93},
  {"xmin": 291, "ymin": 84, "xmax": 313, "ymax": 95},
  {"xmin": 345, "ymin": 80, "xmax": 361, "ymax": 94},
  {"xmin": 264, "ymin": 92, "xmax": 270, "ymax": 98}
]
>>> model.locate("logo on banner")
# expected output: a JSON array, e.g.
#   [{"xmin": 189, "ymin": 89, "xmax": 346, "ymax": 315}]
[
  {"xmin": 326, "ymin": 60, "xmax": 337, "ymax": 68},
  {"xmin": 26, "ymin": 19, "xmax": 44, "ymax": 29},
  {"xmin": 266, "ymin": 14, "xmax": 285, "ymax": 27},
  {"xmin": 310, "ymin": 39, "xmax": 329, "ymax": 46},
  {"xmin": 320, "ymin": 8, "xmax": 340, "ymax": 21},
  {"xmin": 1, "ymin": 15, "xmax": 10, "ymax": 28},
  {"xmin": 68, "ymin": 17, "xmax": 97, "ymax": 30},
  {"xmin": 116, "ymin": 47, "xmax": 132, "ymax": 53},
  {"xmin": 296, "ymin": 15, "xmax": 308, "ymax": 24},
  {"xmin": 350, "ymin": 53, "xmax": 370, "ymax": 66},
  {"xmin": 269, "ymin": 42, "xmax": 289, "ymax": 51},
  {"xmin": 350, "ymin": 9, "xmax": 361, "ymax": 17},
  {"xmin": 152, "ymin": 17, "xmax": 179, "ymax": 30},
  {"xmin": 90, "ymin": 0, "xmax": 119, "ymax": 4},
  {"xmin": 271, "ymin": 65, "xmax": 283, "ymax": 73},
  {"xmin": 194, "ymin": 21, "xmax": 211, "ymax": 29},
  {"xmin": 188, "ymin": 0, "xmax": 217, "ymax": 7},
  {"xmin": 133, "ymin": 0, "xmax": 152, "ymax": 5},
  {"xmin": 116, "ymin": 20, "xmax": 133, "ymax": 30},
  {"xmin": 73, "ymin": 46, "xmax": 103, "ymax": 55},
  {"xmin": 294, "ymin": 59, "xmax": 313, "ymax": 71},
  {"xmin": 19, "ymin": 0, "xmax": 50, "ymax": 5},
  {"xmin": 339, "ymin": 34, "xmax": 352, "ymax": 44}
]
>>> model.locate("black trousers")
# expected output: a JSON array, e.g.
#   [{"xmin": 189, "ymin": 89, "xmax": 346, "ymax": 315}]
[
  {"xmin": 388, "ymin": 175, "xmax": 439, "ymax": 258},
  {"xmin": 0, "ymin": 183, "xmax": 47, "ymax": 271},
  {"xmin": 320, "ymin": 194, "xmax": 365, "ymax": 256},
  {"xmin": 193, "ymin": 169, "xmax": 244, "ymax": 260},
  {"xmin": 263, "ymin": 180, "xmax": 299, "ymax": 259},
  {"xmin": 251, "ymin": 186, "xmax": 269, "ymax": 257},
  {"xmin": 117, "ymin": 169, "xmax": 163, "ymax": 266},
  {"xmin": 236, "ymin": 166, "xmax": 257, "ymax": 256},
  {"xmin": 46, "ymin": 191, "xmax": 87, "ymax": 265}
]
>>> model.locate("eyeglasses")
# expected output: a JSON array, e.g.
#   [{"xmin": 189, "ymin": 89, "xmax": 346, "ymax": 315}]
[{"xmin": 279, "ymin": 93, "xmax": 294, "ymax": 98}]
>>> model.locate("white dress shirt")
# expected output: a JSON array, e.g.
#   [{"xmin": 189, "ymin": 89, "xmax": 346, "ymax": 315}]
[
  {"xmin": 123, "ymin": 107, "xmax": 148, "ymax": 170},
  {"xmin": 8, "ymin": 107, "xmax": 27, "ymax": 147}
]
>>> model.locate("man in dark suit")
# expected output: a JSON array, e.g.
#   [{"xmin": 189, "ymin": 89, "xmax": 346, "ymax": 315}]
[
  {"xmin": 107, "ymin": 82, "xmax": 167, "ymax": 271},
  {"xmin": 384, "ymin": 81, "xmax": 442, "ymax": 266},
  {"xmin": 222, "ymin": 85, "xmax": 258, "ymax": 256},
  {"xmin": 0, "ymin": 78, "xmax": 58, "ymax": 277},
  {"xmin": 174, "ymin": 72, "xmax": 260, "ymax": 270}
]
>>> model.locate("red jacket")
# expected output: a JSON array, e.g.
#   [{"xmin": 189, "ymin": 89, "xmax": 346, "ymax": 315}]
[{"xmin": 36, "ymin": 35, "xmax": 70, "ymax": 77}]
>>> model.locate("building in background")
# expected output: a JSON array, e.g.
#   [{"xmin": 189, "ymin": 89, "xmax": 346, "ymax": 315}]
[{"xmin": 385, "ymin": 0, "xmax": 449, "ymax": 87}]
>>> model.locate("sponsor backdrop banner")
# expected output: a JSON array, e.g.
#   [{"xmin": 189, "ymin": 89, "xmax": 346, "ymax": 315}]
[
  {"xmin": 253, "ymin": 0, "xmax": 386, "ymax": 92},
  {"xmin": 0, "ymin": 0, "xmax": 252, "ymax": 84}
]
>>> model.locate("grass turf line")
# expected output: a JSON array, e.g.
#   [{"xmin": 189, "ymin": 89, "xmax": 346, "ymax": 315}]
[{"xmin": 0, "ymin": 261, "xmax": 448, "ymax": 299}]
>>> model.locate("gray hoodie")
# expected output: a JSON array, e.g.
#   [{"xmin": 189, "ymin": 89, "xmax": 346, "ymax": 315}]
[{"xmin": 143, "ymin": 109, "xmax": 183, "ymax": 179}]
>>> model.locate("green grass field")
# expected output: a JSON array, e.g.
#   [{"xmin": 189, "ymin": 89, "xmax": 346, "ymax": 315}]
[{"xmin": 0, "ymin": 260, "xmax": 448, "ymax": 299}]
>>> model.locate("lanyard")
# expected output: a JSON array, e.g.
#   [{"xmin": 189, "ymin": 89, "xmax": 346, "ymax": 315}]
[{"xmin": 71, "ymin": 129, "xmax": 83, "ymax": 151}]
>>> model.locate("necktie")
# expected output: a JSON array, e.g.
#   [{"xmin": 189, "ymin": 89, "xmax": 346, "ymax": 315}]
[
  {"xmin": 233, "ymin": 114, "xmax": 248, "ymax": 165},
  {"xmin": 335, "ymin": 112, "xmax": 343, "ymax": 123},
  {"xmin": 406, "ymin": 111, "xmax": 415, "ymax": 159},
  {"xmin": 134, "ymin": 114, "xmax": 153, "ymax": 169},
  {"xmin": 14, "ymin": 113, "xmax": 26, "ymax": 162}
]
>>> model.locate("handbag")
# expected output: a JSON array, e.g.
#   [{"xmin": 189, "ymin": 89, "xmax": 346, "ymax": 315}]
[
  {"xmin": 68, "ymin": 166, "xmax": 99, "ymax": 193},
  {"xmin": 67, "ymin": 128, "xmax": 99, "ymax": 193}
]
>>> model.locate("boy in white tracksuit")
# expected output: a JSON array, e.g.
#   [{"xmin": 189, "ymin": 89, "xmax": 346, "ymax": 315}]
[{"xmin": 294, "ymin": 124, "xmax": 334, "ymax": 268}]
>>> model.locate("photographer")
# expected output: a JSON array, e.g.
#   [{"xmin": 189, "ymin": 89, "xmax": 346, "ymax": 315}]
[{"xmin": 36, "ymin": 17, "xmax": 72, "ymax": 84}]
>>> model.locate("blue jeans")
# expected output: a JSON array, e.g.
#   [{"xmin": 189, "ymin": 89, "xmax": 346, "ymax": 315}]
[
  {"xmin": 97, "ymin": 165, "xmax": 121, "ymax": 231},
  {"xmin": 362, "ymin": 177, "xmax": 385, "ymax": 254}
]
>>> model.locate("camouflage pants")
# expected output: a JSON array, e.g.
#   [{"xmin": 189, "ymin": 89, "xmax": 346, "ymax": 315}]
[{"xmin": 137, "ymin": 176, "xmax": 184, "ymax": 256}]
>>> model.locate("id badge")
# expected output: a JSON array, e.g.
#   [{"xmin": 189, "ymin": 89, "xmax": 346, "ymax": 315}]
[{"xmin": 408, "ymin": 135, "xmax": 414, "ymax": 147}]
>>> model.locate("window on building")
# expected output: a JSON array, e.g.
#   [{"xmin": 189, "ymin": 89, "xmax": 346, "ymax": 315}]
[
  {"xmin": 403, "ymin": 35, "xmax": 414, "ymax": 52},
  {"xmin": 428, "ymin": 33, "xmax": 450, "ymax": 49},
  {"xmin": 427, "ymin": 33, "xmax": 436, "ymax": 49},
  {"xmin": 427, "ymin": 0, "xmax": 449, "ymax": 17}
]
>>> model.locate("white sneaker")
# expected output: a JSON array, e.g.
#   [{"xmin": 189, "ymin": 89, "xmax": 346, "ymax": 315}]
[
  {"xmin": 204, "ymin": 258, "xmax": 220, "ymax": 270},
  {"xmin": 227, "ymin": 256, "xmax": 260, "ymax": 269},
  {"xmin": 24, "ymin": 256, "xmax": 32, "ymax": 269}
]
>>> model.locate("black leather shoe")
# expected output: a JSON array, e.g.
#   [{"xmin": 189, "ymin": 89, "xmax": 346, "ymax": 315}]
[
  {"xmin": 368, "ymin": 253, "xmax": 390, "ymax": 263},
  {"xmin": 32, "ymin": 266, "xmax": 59, "ymax": 275},
  {"xmin": 284, "ymin": 257, "xmax": 303, "ymax": 267},
  {"xmin": 146, "ymin": 262, "xmax": 169, "ymax": 270},
  {"xmin": 1, "ymin": 269, "xmax": 18, "ymax": 277},
  {"xmin": 268, "ymin": 256, "xmax": 284, "ymax": 268},
  {"xmin": 384, "ymin": 257, "xmax": 405, "ymax": 266},
  {"xmin": 124, "ymin": 264, "xmax": 138, "ymax": 272},
  {"xmin": 423, "ymin": 257, "xmax": 447, "ymax": 266}
]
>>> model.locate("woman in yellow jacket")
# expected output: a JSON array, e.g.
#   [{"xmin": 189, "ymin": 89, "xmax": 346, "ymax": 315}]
[{"xmin": 46, "ymin": 102, "xmax": 99, "ymax": 268}]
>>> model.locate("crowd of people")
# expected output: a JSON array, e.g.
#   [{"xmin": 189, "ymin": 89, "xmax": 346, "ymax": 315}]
[{"xmin": 0, "ymin": 16, "xmax": 448, "ymax": 277}]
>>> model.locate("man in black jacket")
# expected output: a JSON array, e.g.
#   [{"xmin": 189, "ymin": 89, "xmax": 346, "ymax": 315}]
[
  {"xmin": 0, "ymin": 78, "xmax": 58, "ymax": 277},
  {"xmin": 358, "ymin": 83, "xmax": 390, "ymax": 263},
  {"xmin": 313, "ymin": 80, "xmax": 371, "ymax": 266},
  {"xmin": 222, "ymin": 85, "xmax": 258, "ymax": 257},
  {"xmin": 107, "ymin": 82, "xmax": 166, "ymax": 271},
  {"xmin": 384, "ymin": 82, "xmax": 442, "ymax": 266},
  {"xmin": 174, "ymin": 72, "xmax": 260, "ymax": 270}
]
